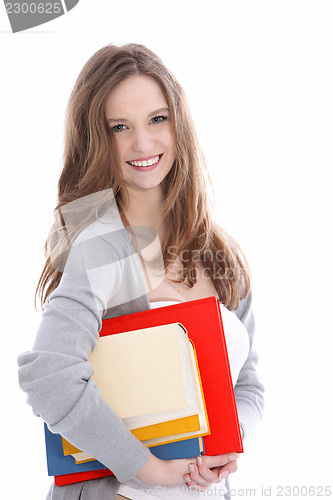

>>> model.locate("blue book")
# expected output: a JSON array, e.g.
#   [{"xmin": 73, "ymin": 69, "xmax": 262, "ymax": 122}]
[
  {"xmin": 44, "ymin": 424, "xmax": 204, "ymax": 478},
  {"xmin": 44, "ymin": 424, "xmax": 106, "ymax": 477}
]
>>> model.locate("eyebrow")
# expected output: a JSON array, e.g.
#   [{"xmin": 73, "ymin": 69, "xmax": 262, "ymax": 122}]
[{"xmin": 107, "ymin": 107, "xmax": 169, "ymax": 123}]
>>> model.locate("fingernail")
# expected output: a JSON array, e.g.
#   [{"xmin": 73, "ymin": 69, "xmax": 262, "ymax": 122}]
[
  {"xmin": 229, "ymin": 453, "xmax": 240, "ymax": 461},
  {"xmin": 189, "ymin": 464, "xmax": 195, "ymax": 472},
  {"xmin": 219, "ymin": 470, "xmax": 229, "ymax": 480},
  {"xmin": 197, "ymin": 456, "xmax": 202, "ymax": 466},
  {"xmin": 185, "ymin": 477, "xmax": 191, "ymax": 484}
]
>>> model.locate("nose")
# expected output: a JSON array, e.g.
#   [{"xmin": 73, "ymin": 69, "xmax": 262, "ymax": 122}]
[{"xmin": 132, "ymin": 127, "xmax": 154, "ymax": 154}]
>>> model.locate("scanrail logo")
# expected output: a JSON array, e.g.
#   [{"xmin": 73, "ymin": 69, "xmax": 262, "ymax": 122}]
[{"xmin": 3, "ymin": 0, "xmax": 80, "ymax": 32}]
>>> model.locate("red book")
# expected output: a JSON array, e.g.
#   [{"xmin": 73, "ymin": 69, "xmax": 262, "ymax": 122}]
[
  {"xmin": 55, "ymin": 296, "xmax": 242, "ymax": 486},
  {"xmin": 99, "ymin": 296, "xmax": 243, "ymax": 456},
  {"xmin": 55, "ymin": 469, "xmax": 111, "ymax": 486}
]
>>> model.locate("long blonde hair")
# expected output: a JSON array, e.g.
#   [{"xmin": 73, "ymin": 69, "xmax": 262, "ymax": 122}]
[{"xmin": 36, "ymin": 43, "xmax": 250, "ymax": 310}]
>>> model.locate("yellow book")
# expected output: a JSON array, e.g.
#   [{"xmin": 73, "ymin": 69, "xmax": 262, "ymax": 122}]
[
  {"xmin": 132, "ymin": 414, "xmax": 200, "ymax": 440},
  {"xmin": 62, "ymin": 429, "xmax": 205, "ymax": 465},
  {"xmin": 62, "ymin": 414, "xmax": 200, "ymax": 464}
]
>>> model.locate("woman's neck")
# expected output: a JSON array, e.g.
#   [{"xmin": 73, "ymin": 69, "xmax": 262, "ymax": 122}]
[{"xmin": 121, "ymin": 186, "xmax": 166, "ymax": 239}]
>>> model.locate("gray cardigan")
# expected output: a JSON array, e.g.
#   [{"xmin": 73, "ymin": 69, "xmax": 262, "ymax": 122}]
[{"xmin": 18, "ymin": 207, "xmax": 264, "ymax": 500}]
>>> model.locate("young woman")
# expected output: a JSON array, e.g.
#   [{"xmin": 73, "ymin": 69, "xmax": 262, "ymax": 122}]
[{"xmin": 18, "ymin": 43, "xmax": 264, "ymax": 500}]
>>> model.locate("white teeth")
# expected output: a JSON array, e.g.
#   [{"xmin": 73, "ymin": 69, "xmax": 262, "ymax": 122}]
[{"xmin": 129, "ymin": 155, "xmax": 160, "ymax": 167}]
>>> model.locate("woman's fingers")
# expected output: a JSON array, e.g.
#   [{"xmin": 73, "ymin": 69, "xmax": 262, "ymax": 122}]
[
  {"xmin": 184, "ymin": 465, "xmax": 209, "ymax": 491},
  {"xmin": 184, "ymin": 457, "xmax": 221, "ymax": 491},
  {"xmin": 195, "ymin": 456, "xmax": 220, "ymax": 483},
  {"xmin": 218, "ymin": 459, "xmax": 238, "ymax": 480},
  {"xmin": 183, "ymin": 455, "xmax": 240, "ymax": 491},
  {"xmin": 204, "ymin": 453, "xmax": 240, "ymax": 469}
]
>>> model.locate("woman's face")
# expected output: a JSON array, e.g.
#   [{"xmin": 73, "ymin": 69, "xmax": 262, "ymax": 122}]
[{"xmin": 105, "ymin": 75, "xmax": 176, "ymax": 193}]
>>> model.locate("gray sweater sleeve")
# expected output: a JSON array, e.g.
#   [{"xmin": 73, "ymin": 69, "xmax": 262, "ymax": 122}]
[
  {"xmin": 233, "ymin": 292, "xmax": 265, "ymax": 440},
  {"xmin": 17, "ymin": 233, "xmax": 151, "ymax": 483}
]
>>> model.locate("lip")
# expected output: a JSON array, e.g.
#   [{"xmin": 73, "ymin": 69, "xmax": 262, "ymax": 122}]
[
  {"xmin": 126, "ymin": 154, "xmax": 162, "ymax": 163},
  {"xmin": 126, "ymin": 153, "xmax": 163, "ymax": 172}
]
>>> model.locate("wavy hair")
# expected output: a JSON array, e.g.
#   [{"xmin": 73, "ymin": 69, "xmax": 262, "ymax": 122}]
[{"xmin": 36, "ymin": 43, "xmax": 250, "ymax": 310}]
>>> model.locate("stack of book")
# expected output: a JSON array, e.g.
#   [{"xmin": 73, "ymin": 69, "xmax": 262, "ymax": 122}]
[{"xmin": 44, "ymin": 296, "xmax": 243, "ymax": 486}]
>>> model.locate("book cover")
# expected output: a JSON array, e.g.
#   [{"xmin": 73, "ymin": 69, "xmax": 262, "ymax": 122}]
[{"xmin": 88, "ymin": 323, "xmax": 201, "ymax": 427}]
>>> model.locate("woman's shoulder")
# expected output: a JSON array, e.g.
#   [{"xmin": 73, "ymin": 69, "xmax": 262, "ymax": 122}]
[
  {"xmin": 75, "ymin": 198, "xmax": 125, "ymax": 246},
  {"xmin": 65, "ymin": 199, "xmax": 132, "ymax": 272}
]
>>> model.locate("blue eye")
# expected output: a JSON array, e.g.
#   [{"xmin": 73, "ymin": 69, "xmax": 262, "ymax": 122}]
[
  {"xmin": 112, "ymin": 124, "xmax": 127, "ymax": 133},
  {"xmin": 150, "ymin": 115, "xmax": 168, "ymax": 124}
]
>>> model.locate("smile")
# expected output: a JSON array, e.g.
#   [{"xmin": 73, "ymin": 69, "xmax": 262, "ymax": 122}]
[{"xmin": 127, "ymin": 154, "xmax": 162, "ymax": 168}]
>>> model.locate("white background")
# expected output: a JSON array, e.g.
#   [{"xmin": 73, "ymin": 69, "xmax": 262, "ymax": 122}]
[{"xmin": 1, "ymin": 1, "xmax": 332, "ymax": 498}]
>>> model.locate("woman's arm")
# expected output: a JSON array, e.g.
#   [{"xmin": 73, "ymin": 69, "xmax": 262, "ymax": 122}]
[
  {"xmin": 18, "ymin": 229, "xmax": 152, "ymax": 482},
  {"xmin": 233, "ymin": 291, "xmax": 265, "ymax": 440},
  {"xmin": 18, "ymin": 226, "xmax": 236, "ymax": 488}
]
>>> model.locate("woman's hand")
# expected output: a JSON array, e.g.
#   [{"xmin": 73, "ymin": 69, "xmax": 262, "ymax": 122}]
[
  {"xmin": 183, "ymin": 453, "xmax": 240, "ymax": 492},
  {"xmin": 135, "ymin": 454, "xmax": 197, "ymax": 487},
  {"xmin": 135, "ymin": 452, "xmax": 240, "ymax": 490}
]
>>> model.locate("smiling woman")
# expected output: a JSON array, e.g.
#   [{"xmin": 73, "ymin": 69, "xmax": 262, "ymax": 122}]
[
  {"xmin": 17, "ymin": 43, "xmax": 264, "ymax": 500},
  {"xmin": 35, "ymin": 43, "xmax": 251, "ymax": 309}
]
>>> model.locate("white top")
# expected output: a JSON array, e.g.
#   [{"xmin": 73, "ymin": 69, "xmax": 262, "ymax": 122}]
[{"xmin": 117, "ymin": 300, "xmax": 250, "ymax": 500}]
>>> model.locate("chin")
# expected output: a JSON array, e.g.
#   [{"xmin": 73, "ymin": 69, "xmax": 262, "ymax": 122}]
[{"xmin": 125, "ymin": 176, "xmax": 166, "ymax": 191}]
